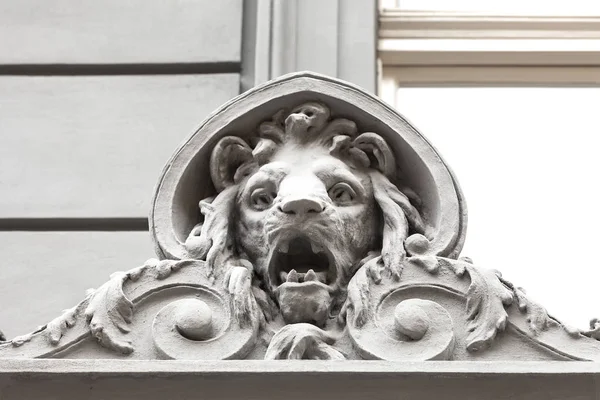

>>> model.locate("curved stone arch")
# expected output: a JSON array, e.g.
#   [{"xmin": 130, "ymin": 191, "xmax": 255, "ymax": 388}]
[{"xmin": 150, "ymin": 71, "xmax": 467, "ymax": 261}]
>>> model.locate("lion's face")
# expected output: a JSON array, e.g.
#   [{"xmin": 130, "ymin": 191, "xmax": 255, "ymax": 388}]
[
  {"xmin": 186, "ymin": 102, "xmax": 426, "ymax": 328},
  {"xmin": 235, "ymin": 144, "xmax": 379, "ymax": 325}
]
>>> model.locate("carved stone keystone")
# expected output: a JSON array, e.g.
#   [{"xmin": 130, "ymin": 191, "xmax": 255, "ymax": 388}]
[{"xmin": 2, "ymin": 71, "xmax": 600, "ymax": 361}]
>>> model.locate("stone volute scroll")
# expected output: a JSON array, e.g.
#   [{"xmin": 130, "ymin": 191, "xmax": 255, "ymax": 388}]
[{"xmin": 3, "ymin": 71, "xmax": 600, "ymax": 361}]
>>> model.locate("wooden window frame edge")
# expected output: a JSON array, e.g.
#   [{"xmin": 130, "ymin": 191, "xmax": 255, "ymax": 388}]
[
  {"xmin": 380, "ymin": 10, "xmax": 600, "ymax": 39},
  {"xmin": 381, "ymin": 66, "xmax": 600, "ymax": 86},
  {"xmin": 379, "ymin": 10, "xmax": 600, "ymax": 67},
  {"xmin": 378, "ymin": 9, "xmax": 600, "ymax": 96}
]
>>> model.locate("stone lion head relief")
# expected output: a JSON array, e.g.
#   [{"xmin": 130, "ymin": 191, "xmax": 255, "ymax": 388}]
[
  {"xmin": 184, "ymin": 101, "xmax": 426, "ymax": 327},
  {"xmin": 6, "ymin": 72, "xmax": 599, "ymax": 362}
]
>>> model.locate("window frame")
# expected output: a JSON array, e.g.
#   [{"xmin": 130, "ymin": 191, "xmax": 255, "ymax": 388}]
[{"xmin": 377, "ymin": 6, "xmax": 600, "ymax": 101}]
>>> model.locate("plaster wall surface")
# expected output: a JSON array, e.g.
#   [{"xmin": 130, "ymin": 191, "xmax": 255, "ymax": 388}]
[
  {"xmin": 0, "ymin": 0, "xmax": 243, "ymax": 64},
  {"xmin": 0, "ymin": 0, "xmax": 243, "ymax": 338},
  {"xmin": 0, "ymin": 232, "xmax": 155, "ymax": 338},
  {"xmin": 0, "ymin": 74, "xmax": 239, "ymax": 218}
]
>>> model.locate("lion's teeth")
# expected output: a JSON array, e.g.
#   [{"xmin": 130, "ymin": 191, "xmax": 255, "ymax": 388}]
[
  {"xmin": 279, "ymin": 271, "xmax": 288, "ymax": 282},
  {"xmin": 316, "ymin": 272, "xmax": 328, "ymax": 283},
  {"xmin": 305, "ymin": 269, "xmax": 317, "ymax": 281},
  {"xmin": 287, "ymin": 269, "xmax": 298, "ymax": 282},
  {"xmin": 279, "ymin": 241, "xmax": 289, "ymax": 253}
]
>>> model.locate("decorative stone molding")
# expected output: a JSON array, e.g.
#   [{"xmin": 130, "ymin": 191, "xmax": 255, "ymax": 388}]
[
  {"xmin": 2, "ymin": 71, "xmax": 600, "ymax": 361},
  {"xmin": 4, "ymin": 360, "xmax": 600, "ymax": 400}
]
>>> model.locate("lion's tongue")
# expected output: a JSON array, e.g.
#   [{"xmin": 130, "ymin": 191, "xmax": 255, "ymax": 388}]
[{"xmin": 280, "ymin": 269, "xmax": 327, "ymax": 283}]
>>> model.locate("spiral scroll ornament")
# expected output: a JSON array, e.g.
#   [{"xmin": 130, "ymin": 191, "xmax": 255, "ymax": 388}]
[
  {"xmin": 152, "ymin": 291, "xmax": 258, "ymax": 360},
  {"xmin": 347, "ymin": 284, "xmax": 456, "ymax": 361}
]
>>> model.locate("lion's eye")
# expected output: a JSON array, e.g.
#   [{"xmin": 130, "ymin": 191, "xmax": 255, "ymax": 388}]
[
  {"xmin": 328, "ymin": 182, "xmax": 356, "ymax": 204},
  {"xmin": 250, "ymin": 189, "xmax": 276, "ymax": 210}
]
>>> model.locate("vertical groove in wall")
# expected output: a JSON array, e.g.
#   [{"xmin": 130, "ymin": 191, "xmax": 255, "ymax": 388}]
[
  {"xmin": 292, "ymin": 0, "xmax": 298, "ymax": 73},
  {"xmin": 337, "ymin": 0, "xmax": 378, "ymax": 93},
  {"xmin": 0, "ymin": 63, "xmax": 241, "ymax": 76},
  {"xmin": 271, "ymin": 0, "xmax": 298, "ymax": 77},
  {"xmin": 240, "ymin": 0, "xmax": 273, "ymax": 91},
  {"xmin": 336, "ymin": 0, "xmax": 342, "ymax": 78},
  {"xmin": 267, "ymin": 0, "xmax": 274, "ymax": 80},
  {"xmin": 0, "ymin": 218, "xmax": 149, "ymax": 231},
  {"xmin": 240, "ymin": 0, "xmax": 258, "ymax": 91}
]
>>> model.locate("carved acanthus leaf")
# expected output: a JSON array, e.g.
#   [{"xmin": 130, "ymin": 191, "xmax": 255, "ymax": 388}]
[
  {"xmin": 84, "ymin": 259, "xmax": 193, "ymax": 354},
  {"xmin": 45, "ymin": 293, "xmax": 91, "ymax": 345},
  {"xmin": 450, "ymin": 259, "xmax": 514, "ymax": 352},
  {"xmin": 581, "ymin": 319, "xmax": 600, "ymax": 340},
  {"xmin": 10, "ymin": 332, "xmax": 34, "ymax": 347},
  {"xmin": 405, "ymin": 255, "xmax": 440, "ymax": 274},
  {"xmin": 497, "ymin": 275, "xmax": 555, "ymax": 335},
  {"xmin": 265, "ymin": 323, "xmax": 345, "ymax": 360},
  {"xmin": 85, "ymin": 271, "xmax": 134, "ymax": 353}
]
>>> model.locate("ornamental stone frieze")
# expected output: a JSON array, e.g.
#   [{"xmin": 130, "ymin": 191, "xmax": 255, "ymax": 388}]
[{"xmin": 2, "ymin": 71, "xmax": 600, "ymax": 361}]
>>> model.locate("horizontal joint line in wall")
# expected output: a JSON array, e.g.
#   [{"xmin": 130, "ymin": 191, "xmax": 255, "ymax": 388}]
[
  {"xmin": 0, "ymin": 62, "xmax": 241, "ymax": 76},
  {"xmin": 382, "ymin": 63, "xmax": 600, "ymax": 68},
  {"xmin": 0, "ymin": 218, "xmax": 149, "ymax": 231}
]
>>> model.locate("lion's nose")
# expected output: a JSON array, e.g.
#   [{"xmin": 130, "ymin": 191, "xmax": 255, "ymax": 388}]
[{"xmin": 279, "ymin": 197, "xmax": 324, "ymax": 216}]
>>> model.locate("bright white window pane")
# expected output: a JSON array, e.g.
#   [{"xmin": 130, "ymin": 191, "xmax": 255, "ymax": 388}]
[
  {"xmin": 394, "ymin": 0, "xmax": 600, "ymax": 15},
  {"xmin": 396, "ymin": 87, "xmax": 600, "ymax": 329}
]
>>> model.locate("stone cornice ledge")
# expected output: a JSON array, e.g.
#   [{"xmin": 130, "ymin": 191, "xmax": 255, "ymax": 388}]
[
  {"xmin": 4, "ymin": 72, "xmax": 600, "ymax": 398},
  {"xmin": 1, "ymin": 360, "xmax": 600, "ymax": 399},
  {"xmin": 2, "ymin": 359, "xmax": 600, "ymax": 375}
]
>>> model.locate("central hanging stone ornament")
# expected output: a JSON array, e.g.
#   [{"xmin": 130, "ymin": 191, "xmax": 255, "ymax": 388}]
[{"xmin": 3, "ymin": 72, "xmax": 600, "ymax": 361}]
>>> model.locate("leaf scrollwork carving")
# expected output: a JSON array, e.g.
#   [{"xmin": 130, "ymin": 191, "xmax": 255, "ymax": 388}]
[
  {"xmin": 449, "ymin": 258, "xmax": 515, "ymax": 352},
  {"xmin": 265, "ymin": 323, "xmax": 345, "ymax": 360}
]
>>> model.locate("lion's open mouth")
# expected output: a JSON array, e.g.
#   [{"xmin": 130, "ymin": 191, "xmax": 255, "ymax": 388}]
[{"xmin": 269, "ymin": 235, "xmax": 336, "ymax": 286}]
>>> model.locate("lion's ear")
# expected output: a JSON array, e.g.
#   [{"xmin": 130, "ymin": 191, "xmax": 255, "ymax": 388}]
[
  {"xmin": 353, "ymin": 132, "xmax": 396, "ymax": 179},
  {"xmin": 210, "ymin": 136, "xmax": 254, "ymax": 192}
]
